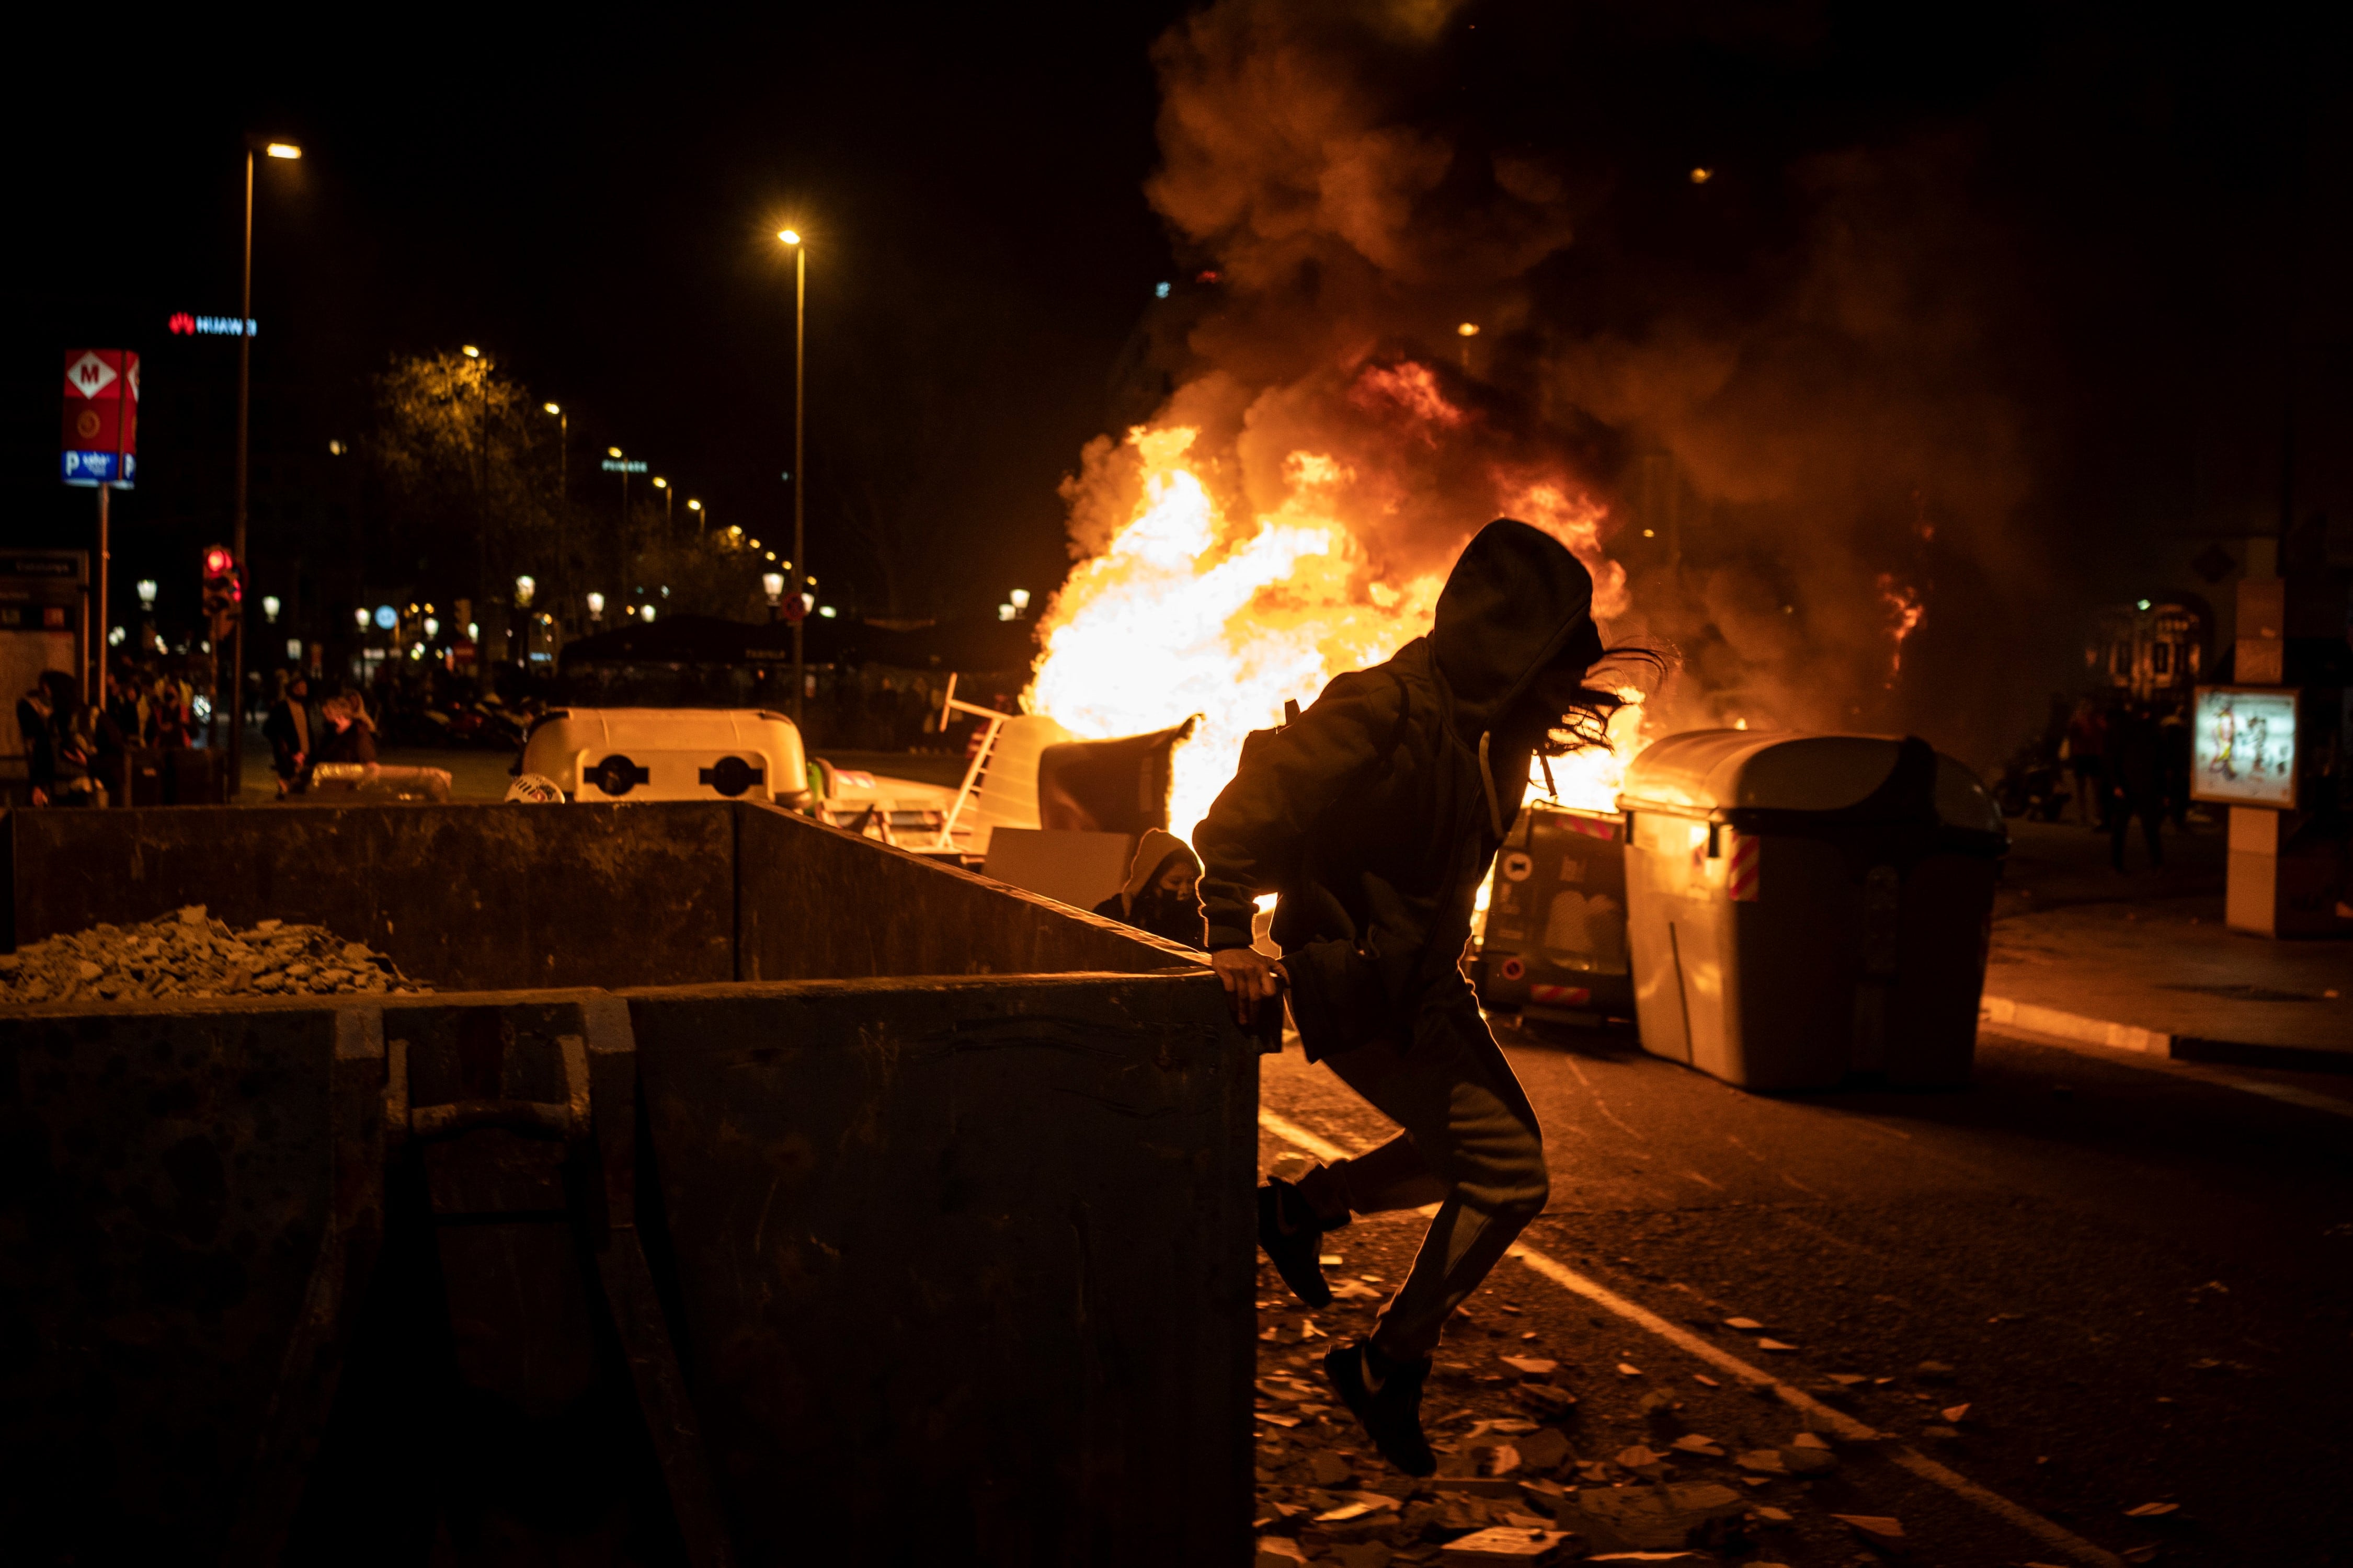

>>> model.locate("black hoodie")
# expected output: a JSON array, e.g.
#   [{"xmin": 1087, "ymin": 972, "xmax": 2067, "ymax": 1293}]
[{"xmin": 1193, "ymin": 520, "xmax": 1600, "ymax": 1048}]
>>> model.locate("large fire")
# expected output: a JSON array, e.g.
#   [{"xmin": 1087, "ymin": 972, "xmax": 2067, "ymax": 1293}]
[{"xmin": 1025, "ymin": 416, "xmax": 1642, "ymax": 838}]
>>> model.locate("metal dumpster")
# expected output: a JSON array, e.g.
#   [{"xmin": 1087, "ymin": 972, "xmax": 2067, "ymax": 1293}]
[
  {"xmin": 1, "ymin": 800, "xmax": 1254, "ymax": 1565},
  {"xmin": 1618, "ymin": 731, "xmax": 2007, "ymax": 1090}
]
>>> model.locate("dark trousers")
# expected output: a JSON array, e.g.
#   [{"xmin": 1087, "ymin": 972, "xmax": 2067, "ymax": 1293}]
[
  {"xmin": 1315, "ymin": 986, "xmax": 1549, "ymax": 1358},
  {"xmin": 2111, "ymin": 792, "xmax": 2164, "ymax": 871}
]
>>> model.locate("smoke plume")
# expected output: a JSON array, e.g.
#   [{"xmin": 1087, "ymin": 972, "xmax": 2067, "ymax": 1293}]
[{"xmin": 1064, "ymin": 0, "xmax": 2061, "ymax": 766}]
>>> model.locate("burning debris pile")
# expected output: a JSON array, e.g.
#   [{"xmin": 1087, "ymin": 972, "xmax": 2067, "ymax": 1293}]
[{"xmin": 0, "ymin": 906, "xmax": 430, "ymax": 1005}]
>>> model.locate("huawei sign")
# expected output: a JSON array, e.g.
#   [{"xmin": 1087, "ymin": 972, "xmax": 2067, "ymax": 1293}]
[{"xmin": 167, "ymin": 312, "xmax": 258, "ymax": 337}]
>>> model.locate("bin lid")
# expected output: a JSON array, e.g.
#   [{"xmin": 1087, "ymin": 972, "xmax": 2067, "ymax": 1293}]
[{"xmin": 1618, "ymin": 730, "xmax": 2002, "ymax": 833}]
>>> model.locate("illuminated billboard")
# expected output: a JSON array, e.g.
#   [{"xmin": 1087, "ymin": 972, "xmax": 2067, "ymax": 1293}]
[{"xmin": 2191, "ymin": 685, "xmax": 2299, "ymax": 809}]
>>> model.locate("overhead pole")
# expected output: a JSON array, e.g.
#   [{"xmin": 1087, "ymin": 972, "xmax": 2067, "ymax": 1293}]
[{"xmin": 229, "ymin": 142, "xmax": 255, "ymax": 788}]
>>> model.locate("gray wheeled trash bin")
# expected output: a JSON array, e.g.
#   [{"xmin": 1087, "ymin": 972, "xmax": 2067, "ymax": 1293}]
[{"xmin": 1618, "ymin": 731, "xmax": 2007, "ymax": 1090}]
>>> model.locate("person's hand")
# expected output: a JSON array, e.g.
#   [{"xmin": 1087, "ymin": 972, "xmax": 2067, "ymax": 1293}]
[{"xmin": 1210, "ymin": 946, "xmax": 1286, "ymax": 1027}]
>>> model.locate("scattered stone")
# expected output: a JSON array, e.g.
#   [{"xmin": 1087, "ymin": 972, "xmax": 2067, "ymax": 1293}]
[
  {"xmin": 1915, "ymin": 1360, "xmax": 1956, "ymax": 1382},
  {"xmin": 1515, "ymin": 1428, "xmax": 1570, "ymax": 1472},
  {"xmin": 1754, "ymin": 1338, "xmax": 1799, "ymax": 1353},
  {"xmin": 2124, "ymin": 1503, "xmax": 2179, "ymax": 1518},
  {"xmin": 1734, "ymin": 1449, "xmax": 1786, "ymax": 1474},
  {"xmin": 1790, "ymin": 1432, "xmax": 1832, "ymax": 1451},
  {"xmin": 1832, "ymin": 1514, "xmax": 1904, "ymax": 1541},
  {"xmin": 1570, "ymin": 1482, "xmax": 1746, "ymax": 1550},
  {"xmin": 1940, "ymin": 1403, "xmax": 1972, "ymax": 1424},
  {"xmin": 3, "ymin": 913, "xmax": 429, "ymax": 1005},
  {"xmin": 1309, "ymin": 1451, "xmax": 1357, "ymax": 1487},
  {"xmin": 1516, "ymin": 1382, "xmax": 1578, "ymax": 1417},
  {"xmin": 1441, "ymin": 1526, "xmax": 1579, "ymax": 1563},
  {"xmin": 1692, "ymin": 1374, "xmax": 1720, "ymax": 1388},
  {"xmin": 1499, "ymin": 1356, "xmax": 1558, "ymax": 1381},
  {"xmin": 1616, "ymin": 1363, "xmax": 1644, "ymax": 1378},
  {"xmin": 1828, "ymin": 1374, "xmax": 1869, "ymax": 1386},
  {"xmin": 1667, "ymin": 1434, "xmax": 1724, "ymax": 1457}
]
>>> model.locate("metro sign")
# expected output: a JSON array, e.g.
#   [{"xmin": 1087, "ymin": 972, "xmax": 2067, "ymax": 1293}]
[
  {"xmin": 600, "ymin": 457, "xmax": 648, "ymax": 474},
  {"xmin": 61, "ymin": 348, "xmax": 138, "ymax": 488}
]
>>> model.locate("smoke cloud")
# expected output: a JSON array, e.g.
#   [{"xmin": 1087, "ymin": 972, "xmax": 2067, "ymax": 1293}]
[{"xmin": 1066, "ymin": 0, "xmax": 2068, "ymax": 766}]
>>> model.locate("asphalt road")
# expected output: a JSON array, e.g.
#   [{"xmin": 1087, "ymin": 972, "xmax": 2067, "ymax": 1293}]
[{"xmin": 1254, "ymin": 1020, "xmax": 2353, "ymax": 1565}]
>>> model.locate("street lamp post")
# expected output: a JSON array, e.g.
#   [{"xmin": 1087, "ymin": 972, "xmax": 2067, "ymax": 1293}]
[
  {"xmin": 688, "ymin": 498, "xmax": 704, "ymax": 533},
  {"xmin": 464, "ymin": 346, "xmax": 492, "ymax": 687},
  {"xmin": 778, "ymin": 228, "xmax": 806, "ymax": 726},
  {"xmin": 653, "ymin": 476, "xmax": 672, "ymax": 527},
  {"xmin": 544, "ymin": 402, "xmax": 568, "ymax": 628},
  {"xmin": 230, "ymin": 135, "xmax": 301, "ymax": 789}
]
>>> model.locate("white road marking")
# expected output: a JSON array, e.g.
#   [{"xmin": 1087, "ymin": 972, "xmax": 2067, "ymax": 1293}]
[
  {"xmin": 1561, "ymin": 1055, "xmax": 1644, "ymax": 1141},
  {"xmin": 1257, "ymin": 1104, "xmax": 2125, "ymax": 1568},
  {"xmin": 2224, "ymin": 1079, "xmax": 2353, "ymax": 1121}
]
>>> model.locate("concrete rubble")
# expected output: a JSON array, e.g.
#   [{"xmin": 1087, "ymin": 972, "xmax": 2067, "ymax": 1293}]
[{"xmin": 0, "ymin": 905, "xmax": 431, "ymax": 1005}]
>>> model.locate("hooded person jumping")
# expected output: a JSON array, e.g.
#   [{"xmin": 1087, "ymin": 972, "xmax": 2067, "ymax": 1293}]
[{"xmin": 1195, "ymin": 518, "xmax": 1631, "ymax": 1477}]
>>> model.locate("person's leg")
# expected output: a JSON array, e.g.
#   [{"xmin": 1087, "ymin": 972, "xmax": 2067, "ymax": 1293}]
[
  {"xmin": 1296, "ymin": 1130, "xmax": 1448, "ymax": 1220},
  {"xmin": 2110, "ymin": 794, "xmax": 2130, "ymax": 871},
  {"xmin": 2143, "ymin": 800, "xmax": 2165, "ymax": 868},
  {"xmin": 1316, "ymin": 992, "xmax": 1548, "ymax": 1360}
]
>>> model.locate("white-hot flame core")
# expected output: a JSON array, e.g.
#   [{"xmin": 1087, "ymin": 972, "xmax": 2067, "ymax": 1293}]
[{"xmin": 1027, "ymin": 424, "xmax": 1637, "ymax": 840}]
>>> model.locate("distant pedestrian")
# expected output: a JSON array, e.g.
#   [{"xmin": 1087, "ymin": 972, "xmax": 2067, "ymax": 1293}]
[
  {"xmin": 41, "ymin": 673, "xmax": 104, "ymax": 807},
  {"xmin": 2106, "ymin": 702, "xmax": 2165, "ymax": 872},
  {"xmin": 17, "ymin": 676, "xmax": 58, "ymax": 805},
  {"xmin": 2063, "ymin": 698, "xmax": 2109, "ymax": 829},
  {"xmin": 264, "ymin": 676, "xmax": 312, "ymax": 797},
  {"xmin": 1092, "ymin": 829, "xmax": 1206, "ymax": 948},
  {"xmin": 150, "ymin": 677, "xmax": 191, "ymax": 751},
  {"xmin": 295, "ymin": 692, "xmax": 375, "ymax": 793},
  {"xmin": 2156, "ymin": 701, "xmax": 2192, "ymax": 827}
]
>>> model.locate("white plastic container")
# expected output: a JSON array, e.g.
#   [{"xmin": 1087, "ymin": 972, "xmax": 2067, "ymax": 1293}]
[
  {"xmin": 519, "ymin": 708, "xmax": 811, "ymax": 806},
  {"xmin": 1618, "ymin": 730, "xmax": 2006, "ymax": 1091}
]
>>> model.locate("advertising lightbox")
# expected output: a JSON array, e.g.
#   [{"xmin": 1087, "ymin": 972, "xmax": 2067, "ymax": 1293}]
[{"xmin": 2190, "ymin": 685, "xmax": 2300, "ymax": 809}]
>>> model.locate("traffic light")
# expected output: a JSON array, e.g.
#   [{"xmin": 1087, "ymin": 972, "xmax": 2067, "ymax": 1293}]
[{"xmin": 201, "ymin": 545, "xmax": 242, "ymax": 640}]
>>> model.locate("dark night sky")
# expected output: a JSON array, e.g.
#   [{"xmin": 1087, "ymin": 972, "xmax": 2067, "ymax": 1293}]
[{"xmin": 8, "ymin": 3, "xmax": 2346, "ymax": 688}]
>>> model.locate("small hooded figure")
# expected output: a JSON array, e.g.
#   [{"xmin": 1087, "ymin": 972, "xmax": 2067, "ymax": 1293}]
[
  {"xmin": 1092, "ymin": 828, "xmax": 1205, "ymax": 949},
  {"xmin": 1194, "ymin": 518, "xmax": 1625, "ymax": 1478}
]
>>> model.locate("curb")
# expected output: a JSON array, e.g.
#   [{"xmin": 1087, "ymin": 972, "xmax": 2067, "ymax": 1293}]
[{"xmin": 1980, "ymin": 994, "xmax": 2353, "ymax": 1077}]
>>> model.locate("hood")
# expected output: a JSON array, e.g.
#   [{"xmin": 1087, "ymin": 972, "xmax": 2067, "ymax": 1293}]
[
  {"xmin": 1431, "ymin": 518, "xmax": 1600, "ymax": 744},
  {"xmin": 1121, "ymin": 827, "xmax": 1200, "ymax": 906}
]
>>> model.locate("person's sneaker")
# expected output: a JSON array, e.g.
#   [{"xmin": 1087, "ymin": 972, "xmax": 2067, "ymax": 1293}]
[
  {"xmin": 1324, "ymin": 1337, "xmax": 1435, "ymax": 1475},
  {"xmin": 1257, "ymin": 1178, "xmax": 1343, "ymax": 1307}
]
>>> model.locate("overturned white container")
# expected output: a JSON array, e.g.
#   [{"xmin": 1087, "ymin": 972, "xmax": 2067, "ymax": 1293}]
[{"xmin": 520, "ymin": 707, "xmax": 812, "ymax": 806}]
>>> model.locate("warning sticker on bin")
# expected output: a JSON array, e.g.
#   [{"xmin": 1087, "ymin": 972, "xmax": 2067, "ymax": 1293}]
[
  {"xmin": 1529, "ymin": 983, "xmax": 1592, "ymax": 1006},
  {"xmin": 1727, "ymin": 829, "xmax": 1760, "ymax": 902}
]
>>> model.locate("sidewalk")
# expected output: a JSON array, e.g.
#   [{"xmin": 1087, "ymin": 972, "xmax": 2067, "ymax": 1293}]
[{"xmin": 1983, "ymin": 818, "xmax": 2352, "ymax": 1072}]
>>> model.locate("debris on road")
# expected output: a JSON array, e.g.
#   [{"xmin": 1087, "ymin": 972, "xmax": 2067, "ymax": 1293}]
[
  {"xmin": 1440, "ymin": 1526, "xmax": 1579, "ymax": 1563},
  {"xmin": 1831, "ymin": 1513, "xmax": 1905, "ymax": 1541},
  {"xmin": 0, "ymin": 906, "xmax": 429, "ymax": 1004}
]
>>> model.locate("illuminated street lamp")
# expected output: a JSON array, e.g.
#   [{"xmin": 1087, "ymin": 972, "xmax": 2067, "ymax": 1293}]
[
  {"xmin": 586, "ymin": 591, "xmax": 606, "ymax": 621},
  {"xmin": 353, "ymin": 608, "xmax": 370, "ymax": 630},
  {"xmin": 230, "ymin": 133, "xmax": 303, "ymax": 786},
  {"xmin": 762, "ymin": 570, "xmax": 785, "ymax": 623},
  {"xmin": 262, "ymin": 594, "xmax": 281, "ymax": 623},
  {"xmin": 642, "ymin": 604, "xmax": 657, "ymax": 623},
  {"xmin": 778, "ymin": 225, "xmax": 808, "ymax": 723},
  {"xmin": 136, "ymin": 579, "xmax": 157, "ymax": 608},
  {"xmin": 1009, "ymin": 588, "xmax": 1031, "ymax": 616},
  {"xmin": 544, "ymin": 403, "xmax": 566, "ymax": 500},
  {"xmin": 688, "ymin": 498, "xmax": 704, "ymax": 531},
  {"xmin": 652, "ymin": 475, "xmax": 673, "ymax": 525}
]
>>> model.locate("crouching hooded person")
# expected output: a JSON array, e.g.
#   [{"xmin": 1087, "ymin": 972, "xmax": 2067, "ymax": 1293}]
[
  {"xmin": 1093, "ymin": 828, "xmax": 1206, "ymax": 948},
  {"xmin": 1195, "ymin": 518, "xmax": 1631, "ymax": 1476}
]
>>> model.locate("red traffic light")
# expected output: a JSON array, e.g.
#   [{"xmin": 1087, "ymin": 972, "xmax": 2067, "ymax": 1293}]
[{"xmin": 203, "ymin": 545, "xmax": 234, "ymax": 576}]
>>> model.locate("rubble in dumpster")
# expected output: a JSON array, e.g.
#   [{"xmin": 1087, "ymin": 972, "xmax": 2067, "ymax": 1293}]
[{"xmin": 0, "ymin": 905, "xmax": 431, "ymax": 1005}]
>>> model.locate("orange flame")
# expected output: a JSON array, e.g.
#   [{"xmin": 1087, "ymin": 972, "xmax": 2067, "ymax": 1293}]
[
  {"xmin": 1027, "ymin": 409, "xmax": 1640, "ymax": 839},
  {"xmin": 1877, "ymin": 573, "xmax": 1925, "ymax": 685}
]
